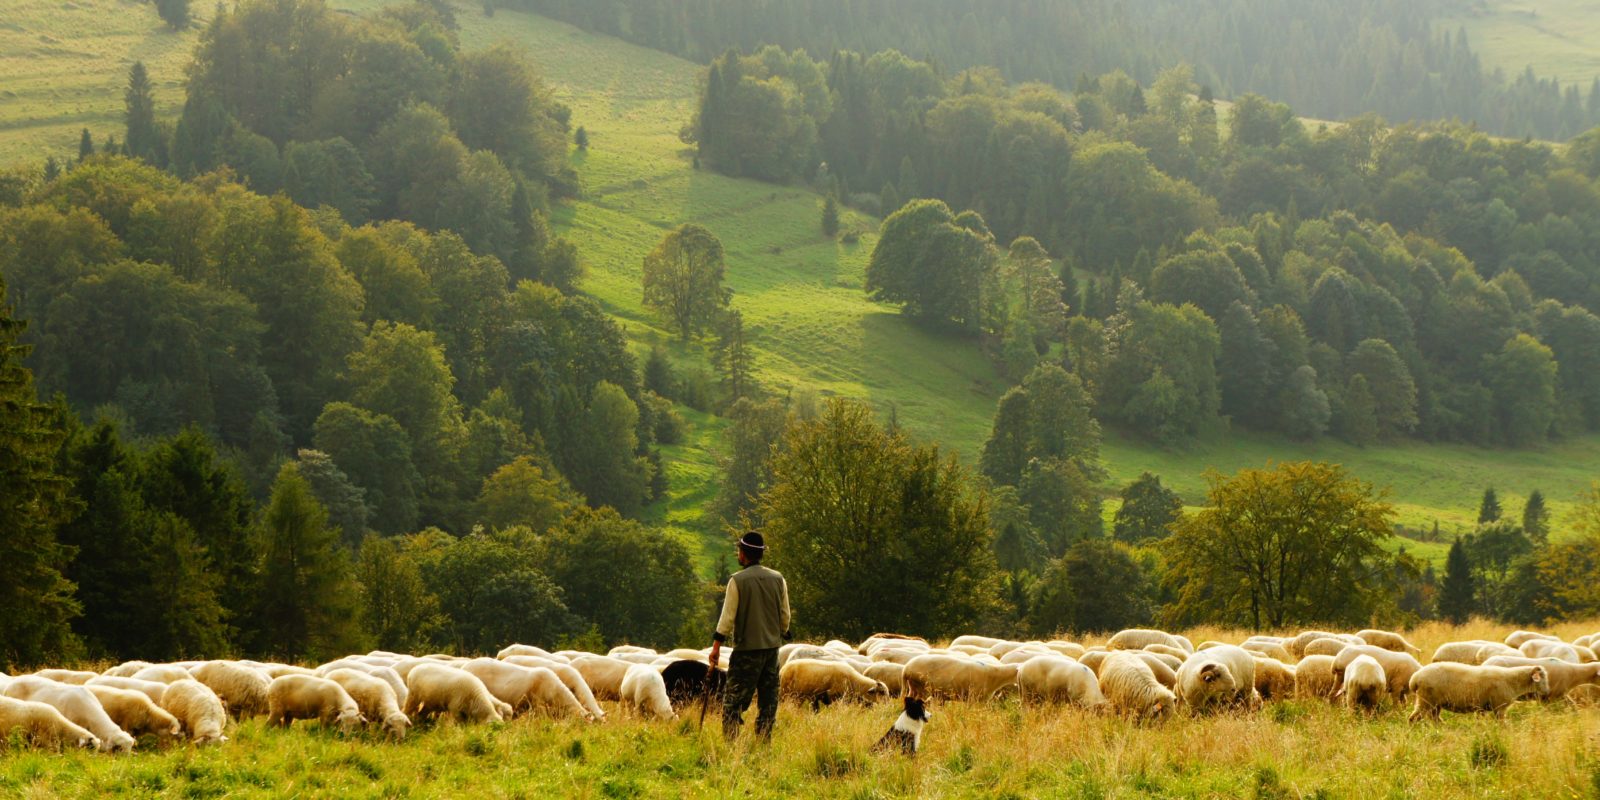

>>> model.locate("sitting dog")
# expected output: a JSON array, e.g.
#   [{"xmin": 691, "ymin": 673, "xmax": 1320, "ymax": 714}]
[{"xmin": 873, "ymin": 694, "xmax": 931, "ymax": 755}]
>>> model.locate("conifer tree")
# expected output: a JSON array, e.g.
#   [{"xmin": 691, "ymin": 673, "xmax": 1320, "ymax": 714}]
[
  {"xmin": 1521, "ymin": 490, "xmax": 1549, "ymax": 547},
  {"xmin": 1440, "ymin": 536, "xmax": 1476, "ymax": 624},
  {"xmin": 253, "ymin": 463, "xmax": 364, "ymax": 660},
  {"xmin": 78, "ymin": 128, "xmax": 94, "ymax": 160},
  {"xmin": 821, "ymin": 193, "xmax": 840, "ymax": 237},
  {"xmin": 124, "ymin": 62, "xmax": 160, "ymax": 164},
  {"xmin": 1478, "ymin": 487, "xmax": 1501, "ymax": 524}
]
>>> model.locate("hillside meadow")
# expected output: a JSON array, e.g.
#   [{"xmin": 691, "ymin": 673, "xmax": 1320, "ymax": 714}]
[
  {"xmin": 4, "ymin": 620, "xmax": 1600, "ymax": 798},
  {"xmin": 1441, "ymin": 0, "xmax": 1600, "ymax": 87},
  {"xmin": 2, "ymin": 0, "xmax": 1597, "ymax": 570}
]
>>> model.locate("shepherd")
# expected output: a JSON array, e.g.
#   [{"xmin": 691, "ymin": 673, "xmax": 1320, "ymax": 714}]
[{"xmin": 708, "ymin": 531, "xmax": 792, "ymax": 742}]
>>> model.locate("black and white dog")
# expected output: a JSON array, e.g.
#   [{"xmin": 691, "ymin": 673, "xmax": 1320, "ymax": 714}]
[{"xmin": 873, "ymin": 694, "xmax": 931, "ymax": 756}]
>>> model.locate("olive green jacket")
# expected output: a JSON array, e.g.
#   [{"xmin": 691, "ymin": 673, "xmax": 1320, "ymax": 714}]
[{"xmin": 714, "ymin": 565, "xmax": 791, "ymax": 650}]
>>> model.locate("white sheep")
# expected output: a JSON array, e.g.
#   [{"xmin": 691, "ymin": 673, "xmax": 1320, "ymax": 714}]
[
  {"xmin": 324, "ymin": 669, "xmax": 410, "ymax": 738},
  {"xmin": 256, "ymin": 664, "xmax": 317, "ymax": 679},
  {"xmin": 32, "ymin": 669, "xmax": 99, "ymax": 685},
  {"xmin": 1332, "ymin": 645, "xmax": 1422, "ymax": 697},
  {"xmin": 314, "ymin": 661, "xmax": 409, "ymax": 709},
  {"xmin": 1481, "ymin": 656, "xmax": 1600, "ymax": 700},
  {"xmin": 84, "ymin": 685, "xmax": 183, "ymax": 741},
  {"xmin": 160, "ymin": 679, "xmax": 228, "ymax": 744},
  {"xmin": 862, "ymin": 662, "xmax": 905, "ymax": 697},
  {"xmin": 498, "ymin": 655, "xmax": 605, "ymax": 720},
  {"xmin": 1144, "ymin": 643, "xmax": 1193, "ymax": 662},
  {"xmin": 903, "ymin": 654, "xmax": 1019, "ymax": 701},
  {"xmin": 4, "ymin": 675, "xmax": 136, "ymax": 752},
  {"xmin": 1097, "ymin": 652, "xmax": 1175, "ymax": 722},
  {"xmin": 1520, "ymin": 639, "xmax": 1583, "ymax": 663},
  {"xmin": 1295, "ymin": 655, "xmax": 1338, "ymax": 700},
  {"xmin": 778, "ymin": 643, "xmax": 843, "ymax": 668},
  {"xmin": 1239, "ymin": 641, "xmax": 1291, "ymax": 662},
  {"xmin": 780, "ymin": 659, "xmax": 889, "ymax": 707},
  {"xmin": 404, "ymin": 663, "xmax": 509, "ymax": 725},
  {"xmin": 569, "ymin": 655, "xmax": 633, "ymax": 702},
  {"xmin": 1018, "ymin": 655, "xmax": 1108, "ymax": 709},
  {"xmin": 190, "ymin": 661, "xmax": 272, "ymax": 718},
  {"xmin": 1174, "ymin": 645, "xmax": 1258, "ymax": 712},
  {"xmin": 101, "ymin": 661, "xmax": 155, "ymax": 679},
  {"xmin": 1287, "ymin": 630, "xmax": 1344, "ymax": 658},
  {"xmin": 1337, "ymin": 655, "xmax": 1387, "ymax": 712},
  {"xmin": 1356, "ymin": 629, "xmax": 1422, "ymax": 657},
  {"xmin": 460, "ymin": 658, "xmax": 590, "ymax": 720},
  {"xmin": 85, "ymin": 676, "xmax": 168, "ymax": 705},
  {"xmin": 608, "ymin": 645, "xmax": 657, "ymax": 657},
  {"xmin": 0, "ymin": 696, "xmax": 99, "ymax": 750},
  {"xmin": 1107, "ymin": 629, "xmax": 1190, "ymax": 653},
  {"xmin": 1303, "ymin": 637, "xmax": 1352, "ymax": 658},
  {"xmin": 619, "ymin": 664, "xmax": 676, "ymax": 721},
  {"xmin": 1044, "ymin": 641, "xmax": 1087, "ymax": 659},
  {"xmin": 130, "ymin": 664, "xmax": 194, "ymax": 684},
  {"xmin": 1252, "ymin": 657, "xmax": 1297, "ymax": 702},
  {"xmin": 1408, "ymin": 662, "xmax": 1549, "ymax": 721},
  {"xmin": 497, "ymin": 644, "xmax": 559, "ymax": 661},
  {"xmin": 266, "ymin": 675, "xmax": 364, "ymax": 735},
  {"xmin": 949, "ymin": 634, "xmax": 1005, "ymax": 650},
  {"xmin": 1505, "ymin": 630, "xmax": 1560, "ymax": 649},
  {"xmin": 1431, "ymin": 640, "xmax": 1517, "ymax": 665}
]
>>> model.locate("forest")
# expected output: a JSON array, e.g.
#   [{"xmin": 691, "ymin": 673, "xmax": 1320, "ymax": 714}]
[{"xmin": 516, "ymin": 0, "xmax": 1600, "ymax": 141}]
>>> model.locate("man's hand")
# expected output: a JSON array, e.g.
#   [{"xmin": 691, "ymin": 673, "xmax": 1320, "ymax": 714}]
[
  {"xmin": 782, "ymin": 630, "xmax": 793, "ymax": 642},
  {"xmin": 708, "ymin": 641, "xmax": 722, "ymax": 670}
]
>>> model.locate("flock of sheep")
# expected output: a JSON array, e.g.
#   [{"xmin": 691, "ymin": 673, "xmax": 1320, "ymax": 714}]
[{"xmin": 2, "ymin": 626, "xmax": 1596, "ymax": 753}]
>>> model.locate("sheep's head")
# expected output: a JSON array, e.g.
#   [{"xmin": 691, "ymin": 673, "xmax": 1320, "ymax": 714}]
[
  {"xmin": 384, "ymin": 712, "xmax": 411, "ymax": 740},
  {"xmin": 76, "ymin": 733, "xmax": 100, "ymax": 750},
  {"xmin": 336, "ymin": 708, "xmax": 364, "ymax": 735},
  {"xmin": 1199, "ymin": 663, "xmax": 1222, "ymax": 684},
  {"xmin": 1530, "ymin": 666, "xmax": 1550, "ymax": 696}
]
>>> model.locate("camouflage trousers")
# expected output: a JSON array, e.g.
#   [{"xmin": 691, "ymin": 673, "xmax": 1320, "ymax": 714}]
[{"xmin": 721, "ymin": 647, "xmax": 779, "ymax": 740}]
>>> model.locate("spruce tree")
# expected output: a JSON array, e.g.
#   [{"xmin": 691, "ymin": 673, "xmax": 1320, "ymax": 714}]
[
  {"xmin": 253, "ymin": 462, "xmax": 364, "ymax": 660},
  {"xmin": 574, "ymin": 126, "xmax": 589, "ymax": 150},
  {"xmin": 1478, "ymin": 487, "xmax": 1501, "ymax": 524},
  {"xmin": 78, "ymin": 128, "xmax": 94, "ymax": 160},
  {"xmin": 154, "ymin": 0, "xmax": 191, "ymax": 29},
  {"xmin": 1522, "ymin": 489, "xmax": 1549, "ymax": 547},
  {"xmin": 0, "ymin": 275, "xmax": 82, "ymax": 669},
  {"xmin": 124, "ymin": 62, "xmax": 159, "ymax": 164},
  {"xmin": 821, "ymin": 193, "xmax": 840, "ymax": 237},
  {"xmin": 43, "ymin": 156, "xmax": 60, "ymax": 182},
  {"xmin": 1440, "ymin": 536, "xmax": 1476, "ymax": 624}
]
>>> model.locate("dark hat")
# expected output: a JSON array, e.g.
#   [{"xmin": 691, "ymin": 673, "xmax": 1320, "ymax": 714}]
[{"xmin": 738, "ymin": 531, "xmax": 766, "ymax": 551}]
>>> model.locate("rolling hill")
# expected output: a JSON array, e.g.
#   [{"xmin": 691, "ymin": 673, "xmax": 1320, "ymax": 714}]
[{"xmin": 2, "ymin": 0, "xmax": 1596, "ymax": 571}]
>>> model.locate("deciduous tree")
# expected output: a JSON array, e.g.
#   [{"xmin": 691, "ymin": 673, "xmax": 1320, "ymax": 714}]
[{"xmin": 642, "ymin": 223, "xmax": 730, "ymax": 340}]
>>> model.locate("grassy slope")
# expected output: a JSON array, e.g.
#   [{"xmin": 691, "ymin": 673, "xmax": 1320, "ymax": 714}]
[
  {"xmin": 6, "ymin": 620, "xmax": 1600, "ymax": 798},
  {"xmin": 0, "ymin": 0, "xmax": 202, "ymax": 166},
  {"xmin": 1, "ymin": 1, "xmax": 1596, "ymax": 570},
  {"xmin": 1440, "ymin": 0, "xmax": 1600, "ymax": 87}
]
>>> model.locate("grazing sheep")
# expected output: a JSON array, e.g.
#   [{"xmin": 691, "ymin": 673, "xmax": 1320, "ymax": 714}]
[
  {"xmin": 190, "ymin": 661, "xmax": 272, "ymax": 718},
  {"xmin": 32, "ymin": 669, "xmax": 98, "ymax": 685},
  {"xmin": 1408, "ymin": 663, "xmax": 1549, "ymax": 721},
  {"xmin": 619, "ymin": 664, "xmax": 676, "ymax": 721},
  {"xmin": 1572, "ymin": 633, "xmax": 1600, "ymax": 651},
  {"xmin": 608, "ymin": 645, "xmax": 657, "ymax": 657},
  {"xmin": 1356, "ymin": 629, "xmax": 1422, "ymax": 657},
  {"xmin": 989, "ymin": 641, "xmax": 1040, "ymax": 659},
  {"xmin": 1338, "ymin": 655, "xmax": 1387, "ymax": 712},
  {"xmin": 84, "ymin": 685, "xmax": 183, "ymax": 741},
  {"xmin": 1295, "ymin": 655, "xmax": 1338, "ymax": 700},
  {"xmin": 324, "ymin": 669, "xmax": 410, "ymax": 739},
  {"xmin": 569, "ymin": 656, "xmax": 633, "ymax": 702},
  {"xmin": 868, "ymin": 647, "xmax": 928, "ymax": 666},
  {"xmin": 903, "ymin": 655, "xmax": 1019, "ymax": 701},
  {"xmin": 858, "ymin": 634, "xmax": 930, "ymax": 656},
  {"xmin": 1097, "ymin": 652, "xmax": 1176, "ymax": 722},
  {"xmin": 1240, "ymin": 642, "xmax": 1291, "ymax": 662},
  {"xmin": 611, "ymin": 652, "xmax": 664, "ymax": 666},
  {"xmin": 1196, "ymin": 641, "xmax": 1227, "ymax": 652},
  {"xmin": 1505, "ymin": 630, "xmax": 1560, "ymax": 649},
  {"xmin": 496, "ymin": 644, "xmax": 558, "ymax": 661},
  {"xmin": 999, "ymin": 647, "xmax": 1056, "ymax": 665},
  {"xmin": 404, "ymin": 664, "xmax": 507, "ymax": 725},
  {"xmin": 1133, "ymin": 653, "xmax": 1179, "ymax": 689},
  {"xmin": 1107, "ymin": 629, "xmax": 1190, "ymax": 654},
  {"xmin": 1578, "ymin": 646, "xmax": 1599, "ymax": 664},
  {"xmin": 266, "ymin": 675, "xmax": 363, "ymax": 735},
  {"xmin": 1288, "ymin": 631, "xmax": 1343, "ymax": 658},
  {"xmin": 0, "ymin": 696, "xmax": 100, "ymax": 750},
  {"xmin": 778, "ymin": 644, "xmax": 843, "ymax": 668},
  {"xmin": 1175, "ymin": 645, "xmax": 1258, "ymax": 712},
  {"xmin": 130, "ymin": 665, "xmax": 194, "ymax": 684},
  {"xmin": 824, "ymin": 640, "xmax": 858, "ymax": 656},
  {"xmin": 1431, "ymin": 640, "xmax": 1517, "ymax": 665},
  {"xmin": 662, "ymin": 648, "xmax": 709, "ymax": 663},
  {"xmin": 317, "ymin": 661, "xmax": 408, "ymax": 709},
  {"xmin": 862, "ymin": 662, "xmax": 905, "ymax": 697},
  {"xmin": 1481, "ymin": 656, "xmax": 1600, "ymax": 700},
  {"xmin": 1252, "ymin": 658, "xmax": 1297, "ymax": 702},
  {"xmin": 460, "ymin": 659, "xmax": 589, "ymax": 720},
  {"xmin": 1078, "ymin": 651, "xmax": 1111, "ymax": 675},
  {"xmin": 950, "ymin": 635, "xmax": 1005, "ymax": 650},
  {"xmin": 1332, "ymin": 645, "xmax": 1423, "ymax": 697},
  {"xmin": 658, "ymin": 659, "xmax": 724, "ymax": 710},
  {"xmin": 390, "ymin": 658, "xmax": 436, "ymax": 681},
  {"xmin": 780, "ymin": 659, "xmax": 888, "ymax": 708},
  {"xmin": 161, "ymin": 680, "xmax": 228, "ymax": 744},
  {"xmin": 1144, "ymin": 644, "xmax": 1192, "ymax": 662},
  {"xmin": 102, "ymin": 661, "xmax": 155, "ymax": 679},
  {"xmin": 500, "ymin": 656, "xmax": 606, "ymax": 720},
  {"xmin": 1045, "ymin": 641, "xmax": 1087, "ymax": 659},
  {"xmin": 256, "ymin": 664, "xmax": 317, "ymax": 680},
  {"xmin": 1018, "ymin": 655, "xmax": 1108, "ymax": 709},
  {"xmin": 1303, "ymin": 638, "xmax": 1352, "ymax": 658},
  {"xmin": 85, "ymin": 677, "xmax": 168, "ymax": 705},
  {"xmin": 4, "ymin": 677, "xmax": 136, "ymax": 752},
  {"xmin": 1520, "ymin": 639, "xmax": 1583, "ymax": 663}
]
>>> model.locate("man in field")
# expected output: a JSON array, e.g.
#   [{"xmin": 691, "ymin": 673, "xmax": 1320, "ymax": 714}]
[{"xmin": 709, "ymin": 531, "xmax": 792, "ymax": 741}]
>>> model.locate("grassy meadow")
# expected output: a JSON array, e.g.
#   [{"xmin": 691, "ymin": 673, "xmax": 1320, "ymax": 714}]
[
  {"xmin": 6, "ymin": 620, "xmax": 1600, "ymax": 798},
  {"xmin": 1440, "ymin": 0, "xmax": 1600, "ymax": 87}
]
